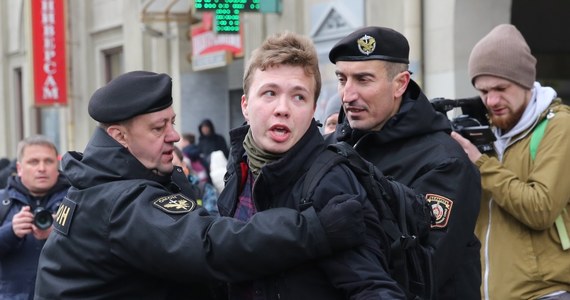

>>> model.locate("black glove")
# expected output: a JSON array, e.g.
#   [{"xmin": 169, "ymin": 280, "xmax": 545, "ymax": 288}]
[{"xmin": 317, "ymin": 194, "xmax": 365, "ymax": 251}]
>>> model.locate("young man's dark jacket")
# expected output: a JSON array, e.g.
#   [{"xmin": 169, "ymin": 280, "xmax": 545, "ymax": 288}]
[
  {"xmin": 0, "ymin": 174, "xmax": 68, "ymax": 299},
  {"xmin": 217, "ymin": 120, "xmax": 406, "ymax": 299},
  {"xmin": 327, "ymin": 80, "xmax": 482, "ymax": 300},
  {"xmin": 34, "ymin": 127, "xmax": 364, "ymax": 300}
]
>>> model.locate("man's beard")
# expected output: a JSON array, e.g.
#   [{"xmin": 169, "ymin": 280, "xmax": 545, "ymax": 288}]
[{"xmin": 489, "ymin": 105, "xmax": 525, "ymax": 133}]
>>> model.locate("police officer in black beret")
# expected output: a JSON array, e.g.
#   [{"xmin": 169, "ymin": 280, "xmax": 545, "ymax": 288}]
[
  {"xmin": 34, "ymin": 70, "xmax": 368, "ymax": 299},
  {"xmin": 326, "ymin": 27, "xmax": 482, "ymax": 300}
]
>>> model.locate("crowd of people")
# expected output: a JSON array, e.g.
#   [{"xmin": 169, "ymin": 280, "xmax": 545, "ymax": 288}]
[{"xmin": 0, "ymin": 23, "xmax": 567, "ymax": 300}]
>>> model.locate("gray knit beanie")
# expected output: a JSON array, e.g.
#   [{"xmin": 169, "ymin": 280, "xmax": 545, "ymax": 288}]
[
  {"xmin": 324, "ymin": 94, "xmax": 342, "ymax": 119},
  {"xmin": 468, "ymin": 24, "xmax": 536, "ymax": 89}
]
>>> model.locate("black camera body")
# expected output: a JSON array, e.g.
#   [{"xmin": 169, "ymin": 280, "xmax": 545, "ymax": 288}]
[
  {"xmin": 33, "ymin": 207, "xmax": 53, "ymax": 230},
  {"xmin": 431, "ymin": 96, "xmax": 496, "ymax": 153}
]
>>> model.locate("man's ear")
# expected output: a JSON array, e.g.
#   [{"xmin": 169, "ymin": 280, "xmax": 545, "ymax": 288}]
[
  {"xmin": 241, "ymin": 94, "xmax": 249, "ymax": 121},
  {"xmin": 16, "ymin": 161, "xmax": 22, "ymax": 177},
  {"xmin": 394, "ymin": 71, "xmax": 411, "ymax": 98},
  {"xmin": 106, "ymin": 125, "xmax": 128, "ymax": 147}
]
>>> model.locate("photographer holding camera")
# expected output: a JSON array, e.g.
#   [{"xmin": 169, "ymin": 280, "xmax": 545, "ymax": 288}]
[
  {"xmin": 0, "ymin": 135, "xmax": 69, "ymax": 299},
  {"xmin": 452, "ymin": 24, "xmax": 570, "ymax": 300}
]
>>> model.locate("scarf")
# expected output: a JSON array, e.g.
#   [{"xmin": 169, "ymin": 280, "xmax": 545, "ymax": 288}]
[
  {"xmin": 493, "ymin": 81, "xmax": 556, "ymax": 160},
  {"xmin": 243, "ymin": 129, "xmax": 283, "ymax": 176}
]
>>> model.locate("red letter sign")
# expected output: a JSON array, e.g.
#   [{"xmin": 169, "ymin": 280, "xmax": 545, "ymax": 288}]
[{"xmin": 31, "ymin": 0, "xmax": 67, "ymax": 106}]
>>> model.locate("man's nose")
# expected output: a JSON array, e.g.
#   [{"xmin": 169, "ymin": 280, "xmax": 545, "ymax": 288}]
[
  {"xmin": 485, "ymin": 91, "xmax": 501, "ymax": 106},
  {"xmin": 167, "ymin": 125, "xmax": 180, "ymax": 143}
]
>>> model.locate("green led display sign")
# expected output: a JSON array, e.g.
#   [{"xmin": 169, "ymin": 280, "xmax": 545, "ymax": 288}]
[{"xmin": 195, "ymin": 0, "xmax": 260, "ymax": 33}]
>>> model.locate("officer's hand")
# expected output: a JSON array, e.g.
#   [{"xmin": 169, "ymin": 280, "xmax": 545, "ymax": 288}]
[
  {"xmin": 451, "ymin": 131, "xmax": 482, "ymax": 163},
  {"xmin": 317, "ymin": 194, "xmax": 365, "ymax": 251},
  {"xmin": 12, "ymin": 206, "xmax": 33, "ymax": 238}
]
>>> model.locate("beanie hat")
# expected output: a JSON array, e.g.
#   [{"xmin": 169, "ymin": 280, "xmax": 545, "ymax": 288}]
[
  {"xmin": 324, "ymin": 94, "xmax": 342, "ymax": 119},
  {"xmin": 468, "ymin": 24, "xmax": 536, "ymax": 89}
]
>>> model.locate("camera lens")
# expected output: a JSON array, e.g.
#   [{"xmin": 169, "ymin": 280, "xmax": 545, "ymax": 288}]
[{"xmin": 33, "ymin": 207, "xmax": 53, "ymax": 230}]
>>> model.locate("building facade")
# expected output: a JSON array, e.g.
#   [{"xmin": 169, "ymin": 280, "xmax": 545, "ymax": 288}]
[{"xmin": 0, "ymin": 0, "xmax": 568, "ymax": 158}]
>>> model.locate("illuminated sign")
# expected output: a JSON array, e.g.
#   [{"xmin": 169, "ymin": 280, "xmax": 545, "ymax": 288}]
[
  {"xmin": 31, "ymin": 0, "xmax": 68, "ymax": 106},
  {"xmin": 194, "ymin": 0, "xmax": 260, "ymax": 33},
  {"xmin": 191, "ymin": 12, "xmax": 244, "ymax": 58}
]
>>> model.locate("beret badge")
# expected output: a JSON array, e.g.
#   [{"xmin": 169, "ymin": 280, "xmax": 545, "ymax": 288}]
[{"xmin": 357, "ymin": 34, "xmax": 376, "ymax": 55}]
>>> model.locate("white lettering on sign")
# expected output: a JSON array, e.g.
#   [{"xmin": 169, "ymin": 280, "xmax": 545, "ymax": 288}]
[
  {"xmin": 192, "ymin": 31, "xmax": 242, "ymax": 56},
  {"xmin": 41, "ymin": 0, "xmax": 59, "ymax": 100}
]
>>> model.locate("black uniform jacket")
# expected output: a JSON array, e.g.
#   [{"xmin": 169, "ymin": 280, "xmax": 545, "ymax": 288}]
[
  {"xmin": 34, "ymin": 127, "xmax": 335, "ymax": 300},
  {"xmin": 329, "ymin": 80, "xmax": 482, "ymax": 300},
  {"xmin": 218, "ymin": 121, "xmax": 406, "ymax": 300}
]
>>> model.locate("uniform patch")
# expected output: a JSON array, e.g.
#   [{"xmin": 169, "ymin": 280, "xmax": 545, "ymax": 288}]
[
  {"xmin": 53, "ymin": 197, "xmax": 76, "ymax": 236},
  {"xmin": 426, "ymin": 194, "xmax": 453, "ymax": 229},
  {"xmin": 357, "ymin": 34, "xmax": 376, "ymax": 55},
  {"xmin": 152, "ymin": 193, "xmax": 197, "ymax": 214}
]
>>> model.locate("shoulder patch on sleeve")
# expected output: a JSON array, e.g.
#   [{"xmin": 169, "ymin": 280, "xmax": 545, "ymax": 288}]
[
  {"xmin": 426, "ymin": 193, "xmax": 453, "ymax": 229},
  {"xmin": 152, "ymin": 193, "xmax": 197, "ymax": 214},
  {"xmin": 53, "ymin": 197, "xmax": 76, "ymax": 236}
]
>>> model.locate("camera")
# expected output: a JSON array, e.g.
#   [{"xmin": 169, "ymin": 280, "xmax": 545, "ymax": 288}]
[
  {"xmin": 431, "ymin": 96, "xmax": 496, "ymax": 153},
  {"xmin": 33, "ymin": 207, "xmax": 53, "ymax": 230}
]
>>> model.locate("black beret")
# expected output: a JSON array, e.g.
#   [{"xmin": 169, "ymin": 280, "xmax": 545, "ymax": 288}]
[
  {"xmin": 329, "ymin": 26, "xmax": 410, "ymax": 64},
  {"xmin": 88, "ymin": 71, "xmax": 173, "ymax": 123}
]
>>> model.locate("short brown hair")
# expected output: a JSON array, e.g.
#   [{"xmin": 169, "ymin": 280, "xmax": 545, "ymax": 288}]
[
  {"xmin": 243, "ymin": 31, "xmax": 322, "ymax": 107},
  {"xmin": 17, "ymin": 135, "xmax": 58, "ymax": 162}
]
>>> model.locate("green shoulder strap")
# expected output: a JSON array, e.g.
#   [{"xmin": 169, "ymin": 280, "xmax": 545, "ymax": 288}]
[
  {"xmin": 529, "ymin": 118, "xmax": 548, "ymax": 160},
  {"xmin": 530, "ymin": 117, "xmax": 569, "ymax": 251}
]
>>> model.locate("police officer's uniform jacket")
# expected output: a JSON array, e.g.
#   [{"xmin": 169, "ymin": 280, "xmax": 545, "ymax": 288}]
[
  {"xmin": 329, "ymin": 79, "xmax": 483, "ymax": 300},
  {"xmin": 34, "ymin": 127, "xmax": 335, "ymax": 300}
]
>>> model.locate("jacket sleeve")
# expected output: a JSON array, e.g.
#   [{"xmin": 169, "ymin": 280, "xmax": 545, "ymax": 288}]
[
  {"xmin": 476, "ymin": 112, "xmax": 570, "ymax": 229},
  {"xmin": 409, "ymin": 155, "xmax": 481, "ymax": 293},
  {"xmin": 310, "ymin": 165, "xmax": 406, "ymax": 299},
  {"xmin": 107, "ymin": 186, "xmax": 332, "ymax": 283}
]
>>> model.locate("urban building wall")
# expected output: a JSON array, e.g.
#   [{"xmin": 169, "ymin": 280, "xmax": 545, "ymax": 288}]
[{"xmin": 0, "ymin": 0, "xmax": 568, "ymax": 159}]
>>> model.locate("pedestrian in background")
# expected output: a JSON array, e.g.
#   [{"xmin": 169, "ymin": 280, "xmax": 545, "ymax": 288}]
[
  {"xmin": 181, "ymin": 133, "xmax": 211, "ymax": 185},
  {"xmin": 327, "ymin": 26, "xmax": 482, "ymax": 299},
  {"xmin": 0, "ymin": 135, "xmax": 69, "ymax": 300},
  {"xmin": 453, "ymin": 24, "xmax": 570, "ymax": 300},
  {"xmin": 0, "ymin": 158, "xmax": 16, "ymax": 189},
  {"xmin": 322, "ymin": 94, "xmax": 342, "ymax": 135},
  {"xmin": 173, "ymin": 146, "xmax": 219, "ymax": 216},
  {"xmin": 198, "ymin": 119, "xmax": 229, "ymax": 166}
]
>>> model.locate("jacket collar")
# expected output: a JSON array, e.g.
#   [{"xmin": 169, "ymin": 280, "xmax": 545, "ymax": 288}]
[
  {"xmin": 61, "ymin": 127, "xmax": 171, "ymax": 189},
  {"xmin": 229, "ymin": 119, "xmax": 325, "ymax": 196}
]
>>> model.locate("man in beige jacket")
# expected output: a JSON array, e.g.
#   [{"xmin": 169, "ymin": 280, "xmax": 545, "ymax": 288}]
[{"xmin": 453, "ymin": 24, "xmax": 570, "ymax": 300}]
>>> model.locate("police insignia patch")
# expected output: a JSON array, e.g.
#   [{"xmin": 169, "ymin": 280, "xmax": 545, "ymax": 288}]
[
  {"xmin": 426, "ymin": 194, "xmax": 453, "ymax": 229},
  {"xmin": 152, "ymin": 193, "xmax": 197, "ymax": 214},
  {"xmin": 357, "ymin": 34, "xmax": 376, "ymax": 55},
  {"xmin": 54, "ymin": 197, "xmax": 76, "ymax": 236}
]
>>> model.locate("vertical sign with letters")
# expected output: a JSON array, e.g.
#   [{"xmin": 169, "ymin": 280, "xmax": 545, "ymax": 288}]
[{"xmin": 31, "ymin": 0, "xmax": 68, "ymax": 106}]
